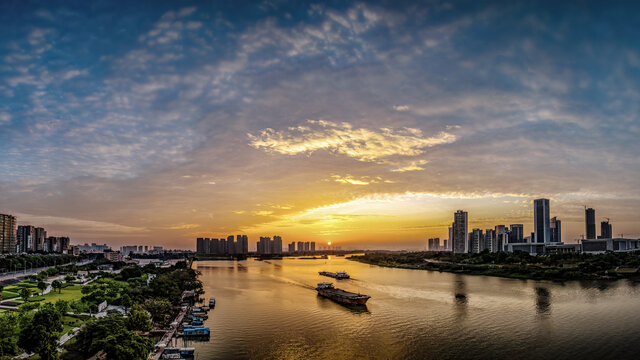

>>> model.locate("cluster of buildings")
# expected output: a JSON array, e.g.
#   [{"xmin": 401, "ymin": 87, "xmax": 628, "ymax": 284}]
[
  {"xmin": 429, "ymin": 199, "xmax": 638, "ymax": 255},
  {"xmin": 196, "ymin": 235, "xmax": 249, "ymax": 255},
  {"xmin": 0, "ymin": 213, "xmax": 71, "ymax": 254},
  {"xmin": 287, "ymin": 241, "xmax": 316, "ymax": 253},
  {"xmin": 195, "ymin": 235, "xmax": 322, "ymax": 255},
  {"xmin": 120, "ymin": 245, "xmax": 165, "ymax": 256}
]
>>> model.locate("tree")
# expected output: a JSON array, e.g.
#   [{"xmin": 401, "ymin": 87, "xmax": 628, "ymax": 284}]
[
  {"xmin": 127, "ymin": 304, "xmax": 152, "ymax": 332},
  {"xmin": 38, "ymin": 280, "xmax": 47, "ymax": 295},
  {"xmin": 0, "ymin": 285, "xmax": 3, "ymax": 301},
  {"xmin": 18, "ymin": 303, "xmax": 63, "ymax": 360},
  {"xmin": 0, "ymin": 313, "xmax": 19, "ymax": 357},
  {"xmin": 52, "ymin": 280, "xmax": 63, "ymax": 294},
  {"xmin": 143, "ymin": 298, "xmax": 172, "ymax": 324},
  {"xmin": 120, "ymin": 294, "xmax": 132, "ymax": 311},
  {"xmin": 70, "ymin": 314, "xmax": 153, "ymax": 360},
  {"xmin": 65, "ymin": 274, "xmax": 75, "ymax": 283},
  {"xmin": 19, "ymin": 288, "xmax": 30, "ymax": 302}
]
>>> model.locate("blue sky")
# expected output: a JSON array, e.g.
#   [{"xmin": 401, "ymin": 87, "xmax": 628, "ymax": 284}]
[{"xmin": 1, "ymin": 0, "xmax": 639, "ymax": 249}]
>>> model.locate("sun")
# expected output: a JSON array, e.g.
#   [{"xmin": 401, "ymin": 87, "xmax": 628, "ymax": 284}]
[{"xmin": 327, "ymin": 241, "xmax": 332, "ymax": 246}]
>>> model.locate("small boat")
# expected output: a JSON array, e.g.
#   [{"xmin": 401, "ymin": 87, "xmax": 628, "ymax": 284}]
[
  {"xmin": 209, "ymin": 297, "xmax": 216, "ymax": 308},
  {"xmin": 201, "ymin": 306, "xmax": 210, "ymax": 311},
  {"xmin": 181, "ymin": 327, "xmax": 210, "ymax": 337},
  {"xmin": 316, "ymin": 282, "xmax": 370, "ymax": 305},
  {"xmin": 319, "ymin": 271, "xmax": 350, "ymax": 279},
  {"xmin": 191, "ymin": 320, "xmax": 203, "ymax": 326}
]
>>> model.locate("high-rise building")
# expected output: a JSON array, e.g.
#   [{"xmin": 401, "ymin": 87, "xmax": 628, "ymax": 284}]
[
  {"xmin": 272, "ymin": 235, "xmax": 283, "ymax": 254},
  {"xmin": 0, "ymin": 214, "xmax": 17, "ymax": 254},
  {"xmin": 17, "ymin": 225, "xmax": 35, "ymax": 253},
  {"xmin": 310, "ymin": 242, "xmax": 316, "ymax": 252},
  {"xmin": 297, "ymin": 241, "xmax": 304, "ymax": 253},
  {"xmin": 600, "ymin": 220, "xmax": 612, "ymax": 239},
  {"xmin": 288, "ymin": 242, "xmax": 295, "ymax": 253},
  {"xmin": 242, "ymin": 235, "xmax": 249, "ymax": 254},
  {"xmin": 485, "ymin": 229, "xmax": 496, "ymax": 252},
  {"xmin": 534, "ymin": 199, "xmax": 550, "ymax": 243},
  {"xmin": 585, "ymin": 208, "xmax": 596, "ymax": 239},
  {"xmin": 428, "ymin": 238, "xmax": 440, "ymax": 251},
  {"xmin": 197, "ymin": 238, "xmax": 207, "ymax": 253},
  {"xmin": 550, "ymin": 217, "xmax": 562, "ymax": 243},
  {"xmin": 34, "ymin": 227, "xmax": 46, "ymax": 252},
  {"xmin": 452, "ymin": 210, "xmax": 468, "ymax": 254},
  {"xmin": 470, "ymin": 229, "xmax": 483, "ymax": 253},
  {"xmin": 443, "ymin": 239, "xmax": 448, "ymax": 250},
  {"xmin": 509, "ymin": 224, "xmax": 523, "ymax": 243},
  {"xmin": 448, "ymin": 226, "xmax": 453, "ymax": 250},
  {"xmin": 495, "ymin": 225, "xmax": 508, "ymax": 251},
  {"xmin": 59, "ymin": 237, "xmax": 70, "ymax": 253},
  {"xmin": 303, "ymin": 241, "xmax": 310, "ymax": 252}
]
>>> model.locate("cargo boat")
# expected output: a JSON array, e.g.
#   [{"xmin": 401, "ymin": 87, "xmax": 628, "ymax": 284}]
[
  {"xmin": 319, "ymin": 271, "xmax": 350, "ymax": 279},
  {"xmin": 316, "ymin": 282, "xmax": 370, "ymax": 305}
]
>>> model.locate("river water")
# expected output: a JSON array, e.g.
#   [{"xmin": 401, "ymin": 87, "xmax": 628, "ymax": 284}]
[{"xmin": 179, "ymin": 257, "xmax": 640, "ymax": 359}]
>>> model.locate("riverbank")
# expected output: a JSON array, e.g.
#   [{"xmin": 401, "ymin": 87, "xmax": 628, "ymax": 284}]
[{"xmin": 349, "ymin": 251, "xmax": 640, "ymax": 281}]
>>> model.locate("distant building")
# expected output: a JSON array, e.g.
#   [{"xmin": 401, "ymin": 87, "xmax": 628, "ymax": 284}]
[
  {"xmin": 582, "ymin": 238, "xmax": 640, "ymax": 253},
  {"xmin": 485, "ymin": 229, "xmax": 496, "ymax": 252},
  {"xmin": 310, "ymin": 242, "xmax": 316, "ymax": 252},
  {"xmin": 534, "ymin": 199, "xmax": 550, "ymax": 243},
  {"xmin": 600, "ymin": 220, "xmax": 612, "ymax": 239},
  {"xmin": 428, "ymin": 237, "xmax": 440, "ymax": 251},
  {"xmin": 17, "ymin": 225, "xmax": 35, "ymax": 253},
  {"xmin": 106, "ymin": 251, "xmax": 123, "ymax": 262},
  {"xmin": 0, "ymin": 214, "xmax": 17, "ymax": 254},
  {"xmin": 550, "ymin": 217, "xmax": 562, "ymax": 243},
  {"xmin": 509, "ymin": 224, "xmax": 523, "ymax": 243},
  {"xmin": 585, "ymin": 208, "xmax": 596, "ymax": 239},
  {"xmin": 452, "ymin": 210, "xmax": 468, "ymax": 254},
  {"xmin": 34, "ymin": 227, "xmax": 46, "ymax": 252},
  {"xmin": 443, "ymin": 239, "xmax": 448, "ymax": 250},
  {"xmin": 197, "ymin": 238, "xmax": 207, "ymax": 253},
  {"xmin": 297, "ymin": 241, "xmax": 304, "ymax": 253},
  {"xmin": 288, "ymin": 242, "xmax": 295, "ymax": 253},
  {"xmin": 303, "ymin": 241, "xmax": 310, "ymax": 252},
  {"xmin": 495, "ymin": 225, "xmax": 508, "ymax": 252},
  {"xmin": 470, "ymin": 229, "xmax": 483, "ymax": 253},
  {"xmin": 272, "ymin": 236, "xmax": 283, "ymax": 254}
]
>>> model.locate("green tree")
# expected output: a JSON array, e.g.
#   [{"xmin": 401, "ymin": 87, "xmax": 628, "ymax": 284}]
[
  {"xmin": 127, "ymin": 304, "xmax": 152, "ymax": 332},
  {"xmin": 143, "ymin": 298, "xmax": 172, "ymax": 324},
  {"xmin": 0, "ymin": 313, "xmax": 19, "ymax": 357},
  {"xmin": 18, "ymin": 303, "xmax": 63, "ymax": 360},
  {"xmin": 64, "ymin": 274, "xmax": 75, "ymax": 283},
  {"xmin": 70, "ymin": 314, "xmax": 152, "ymax": 360},
  {"xmin": 37, "ymin": 280, "xmax": 47, "ymax": 295},
  {"xmin": 51, "ymin": 280, "xmax": 63, "ymax": 294},
  {"xmin": 19, "ymin": 287, "xmax": 30, "ymax": 302},
  {"xmin": 120, "ymin": 294, "xmax": 132, "ymax": 311}
]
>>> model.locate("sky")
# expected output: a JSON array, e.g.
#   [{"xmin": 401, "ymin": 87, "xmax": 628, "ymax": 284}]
[{"xmin": 1, "ymin": 0, "xmax": 639, "ymax": 250}]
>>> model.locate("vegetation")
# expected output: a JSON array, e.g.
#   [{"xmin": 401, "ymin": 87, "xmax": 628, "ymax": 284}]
[
  {"xmin": 351, "ymin": 250, "xmax": 640, "ymax": 281},
  {"xmin": 0, "ymin": 260, "xmax": 200, "ymax": 360},
  {"xmin": 0, "ymin": 254, "xmax": 81, "ymax": 273},
  {"xmin": 18, "ymin": 303, "xmax": 64, "ymax": 360}
]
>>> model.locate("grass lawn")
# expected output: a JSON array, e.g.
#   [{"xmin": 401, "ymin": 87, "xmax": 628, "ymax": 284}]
[
  {"xmin": 1, "ymin": 290, "xmax": 19, "ymax": 299},
  {"xmin": 62, "ymin": 315, "xmax": 86, "ymax": 334},
  {"xmin": 40, "ymin": 284, "xmax": 84, "ymax": 304}
]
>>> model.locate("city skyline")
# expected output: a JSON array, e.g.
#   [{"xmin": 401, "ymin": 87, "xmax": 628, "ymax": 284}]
[{"xmin": 1, "ymin": 1, "xmax": 640, "ymax": 249}]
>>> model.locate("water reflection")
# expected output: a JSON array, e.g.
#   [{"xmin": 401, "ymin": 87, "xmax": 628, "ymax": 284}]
[
  {"xmin": 453, "ymin": 275, "xmax": 467, "ymax": 318},
  {"xmin": 535, "ymin": 287, "xmax": 551, "ymax": 315}
]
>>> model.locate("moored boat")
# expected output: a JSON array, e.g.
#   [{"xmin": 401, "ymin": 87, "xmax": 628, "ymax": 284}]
[
  {"xmin": 316, "ymin": 282, "xmax": 370, "ymax": 305},
  {"xmin": 209, "ymin": 297, "xmax": 216, "ymax": 308}
]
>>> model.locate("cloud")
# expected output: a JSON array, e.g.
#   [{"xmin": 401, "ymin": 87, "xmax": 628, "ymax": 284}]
[
  {"xmin": 62, "ymin": 69, "xmax": 88, "ymax": 80},
  {"xmin": 0, "ymin": 112, "xmax": 10, "ymax": 125},
  {"xmin": 393, "ymin": 105, "xmax": 410, "ymax": 111},
  {"xmin": 331, "ymin": 175, "xmax": 370, "ymax": 185},
  {"xmin": 391, "ymin": 160, "xmax": 428, "ymax": 172},
  {"xmin": 166, "ymin": 223, "xmax": 200, "ymax": 230},
  {"xmin": 248, "ymin": 120, "xmax": 457, "ymax": 162}
]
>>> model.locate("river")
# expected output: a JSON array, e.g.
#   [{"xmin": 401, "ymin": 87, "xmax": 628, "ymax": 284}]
[{"xmin": 178, "ymin": 256, "xmax": 640, "ymax": 359}]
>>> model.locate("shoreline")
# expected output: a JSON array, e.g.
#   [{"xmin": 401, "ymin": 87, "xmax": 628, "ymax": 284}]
[{"xmin": 349, "ymin": 254, "xmax": 639, "ymax": 282}]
